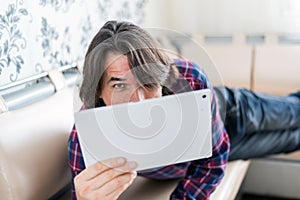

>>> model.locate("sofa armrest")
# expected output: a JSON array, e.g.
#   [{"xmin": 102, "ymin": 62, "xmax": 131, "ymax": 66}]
[
  {"xmin": 0, "ymin": 88, "xmax": 74, "ymax": 199},
  {"xmin": 210, "ymin": 160, "xmax": 250, "ymax": 200}
]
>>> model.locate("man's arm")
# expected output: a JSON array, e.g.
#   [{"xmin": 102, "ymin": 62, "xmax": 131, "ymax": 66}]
[
  {"xmin": 170, "ymin": 89, "xmax": 229, "ymax": 199},
  {"xmin": 68, "ymin": 125, "xmax": 86, "ymax": 200},
  {"xmin": 172, "ymin": 60, "xmax": 230, "ymax": 199}
]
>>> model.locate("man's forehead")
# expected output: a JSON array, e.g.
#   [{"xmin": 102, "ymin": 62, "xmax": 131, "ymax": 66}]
[
  {"xmin": 105, "ymin": 53, "xmax": 129, "ymax": 70},
  {"xmin": 105, "ymin": 53, "xmax": 130, "ymax": 74}
]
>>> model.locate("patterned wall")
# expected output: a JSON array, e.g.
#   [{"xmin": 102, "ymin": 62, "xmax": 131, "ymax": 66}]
[{"xmin": 0, "ymin": 0, "xmax": 147, "ymax": 86}]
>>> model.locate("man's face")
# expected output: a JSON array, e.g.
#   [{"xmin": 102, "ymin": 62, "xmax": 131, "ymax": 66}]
[{"xmin": 100, "ymin": 53, "xmax": 163, "ymax": 105}]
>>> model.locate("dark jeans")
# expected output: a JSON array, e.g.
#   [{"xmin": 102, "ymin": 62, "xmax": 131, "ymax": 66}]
[{"xmin": 214, "ymin": 87, "xmax": 300, "ymax": 161}]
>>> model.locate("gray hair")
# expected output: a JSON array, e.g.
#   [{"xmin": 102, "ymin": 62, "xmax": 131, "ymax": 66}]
[{"xmin": 80, "ymin": 21, "xmax": 178, "ymax": 108}]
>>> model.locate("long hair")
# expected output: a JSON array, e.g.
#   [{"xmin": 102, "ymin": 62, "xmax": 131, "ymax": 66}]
[{"xmin": 80, "ymin": 21, "xmax": 178, "ymax": 108}]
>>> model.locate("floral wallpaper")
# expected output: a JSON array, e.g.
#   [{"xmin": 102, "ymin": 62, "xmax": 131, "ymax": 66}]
[{"xmin": 0, "ymin": 0, "xmax": 148, "ymax": 86}]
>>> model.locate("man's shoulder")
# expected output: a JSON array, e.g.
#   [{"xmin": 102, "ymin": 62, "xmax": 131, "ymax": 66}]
[
  {"xmin": 173, "ymin": 59, "xmax": 204, "ymax": 76},
  {"xmin": 171, "ymin": 59, "xmax": 209, "ymax": 91},
  {"xmin": 173, "ymin": 58, "xmax": 198, "ymax": 69}
]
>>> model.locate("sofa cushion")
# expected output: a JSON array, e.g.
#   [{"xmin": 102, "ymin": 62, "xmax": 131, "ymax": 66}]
[{"xmin": 119, "ymin": 160, "xmax": 250, "ymax": 200}]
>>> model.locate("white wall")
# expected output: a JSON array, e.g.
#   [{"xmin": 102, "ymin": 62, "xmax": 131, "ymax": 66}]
[{"xmin": 144, "ymin": 0, "xmax": 300, "ymax": 35}]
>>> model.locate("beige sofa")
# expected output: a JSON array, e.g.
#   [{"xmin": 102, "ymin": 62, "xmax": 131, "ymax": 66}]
[{"xmin": 0, "ymin": 33, "xmax": 299, "ymax": 200}]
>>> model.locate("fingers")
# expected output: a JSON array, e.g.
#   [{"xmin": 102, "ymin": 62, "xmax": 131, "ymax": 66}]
[
  {"xmin": 74, "ymin": 157, "xmax": 138, "ymax": 200},
  {"xmin": 104, "ymin": 172, "xmax": 137, "ymax": 199},
  {"xmin": 78, "ymin": 157, "xmax": 127, "ymax": 181},
  {"xmin": 89, "ymin": 160, "xmax": 137, "ymax": 190},
  {"xmin": 78, "ymin": 172, "xmax": 136, "ymax": 200}
]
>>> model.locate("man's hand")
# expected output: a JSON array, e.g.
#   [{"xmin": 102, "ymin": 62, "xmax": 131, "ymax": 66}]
[{"xmin": 74, "ymin": 157, "xmax": 137, "ymax": 200}]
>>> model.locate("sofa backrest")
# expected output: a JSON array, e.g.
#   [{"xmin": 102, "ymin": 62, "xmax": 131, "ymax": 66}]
[
  {"xmin": 193, "ymin": 33, "xmax": 300, "ymax": 95},
  {"xmin": 253, "ymin": 34, "xmax": 300, "ymax": 95},
  {"xmin": 202, "ymin": 36, "xmax": 253, "ymax": 89}
]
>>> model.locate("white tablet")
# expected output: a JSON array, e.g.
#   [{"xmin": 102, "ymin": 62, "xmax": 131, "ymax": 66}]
[{"xmin": 74, "ymin": 89, "xmax": 212, "ymax": 171}]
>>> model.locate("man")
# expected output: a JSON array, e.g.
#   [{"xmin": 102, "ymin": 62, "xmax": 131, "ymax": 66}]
[{"xmin": 68, "ymin": 21, "xmax": 300, "ymax": 200}]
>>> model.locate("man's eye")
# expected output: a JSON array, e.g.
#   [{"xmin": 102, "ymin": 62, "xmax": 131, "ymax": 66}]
[{"xmin": 113, "ymin": 83, "xmax": 125, "ymax": 89}]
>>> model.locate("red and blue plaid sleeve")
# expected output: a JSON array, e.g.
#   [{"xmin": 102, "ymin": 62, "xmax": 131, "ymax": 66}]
[
  {"xmin": 167, "ymin": 59, "xmax": 230, "ymax": 199},
  {"xmin": 68, "ymin": 125, "xmax": 86, "ymax": 200}
]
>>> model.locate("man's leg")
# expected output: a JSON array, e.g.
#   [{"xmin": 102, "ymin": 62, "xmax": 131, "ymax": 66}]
[
  {"xmin": 214, "ymin": 87, "xmax": 300, "ymax": 160},
  {"xmin": 229, "ymin": 128, "xmax": 300, "ymax": 160}
]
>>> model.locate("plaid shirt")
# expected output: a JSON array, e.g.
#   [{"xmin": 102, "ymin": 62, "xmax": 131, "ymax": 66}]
[{"xmin": 68, "ymin": 59, "xmax": 230, "ymax": 200}]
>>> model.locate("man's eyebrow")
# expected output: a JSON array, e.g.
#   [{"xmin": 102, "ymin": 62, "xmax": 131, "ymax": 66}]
[{"xmin": 107, "ymin": 77, "xmax": 126, "ymax": 83}]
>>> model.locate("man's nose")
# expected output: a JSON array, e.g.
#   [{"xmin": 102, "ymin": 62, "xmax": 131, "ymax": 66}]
[{"xmin": 130, "ymin": 88, "xmax": 145, "ymax": 102}]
